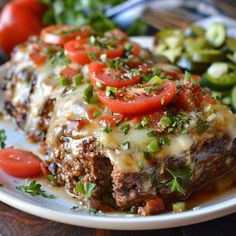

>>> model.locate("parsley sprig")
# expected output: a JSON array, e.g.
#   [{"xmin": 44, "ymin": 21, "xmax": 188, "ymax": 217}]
[
  {"xmin": 75, "ymin": 181, "xmax": 96, "ymax": 198},
  {"xmin": 17, "ymin": 180, "xmax": 56, "ymax": 199},
  {"xmin": 167, "ymin": 168, "xmax": 191, "ymax": 195},
  {"xmin": 0, "ymin": 129, "xmax": 6, "ymax": 149}
]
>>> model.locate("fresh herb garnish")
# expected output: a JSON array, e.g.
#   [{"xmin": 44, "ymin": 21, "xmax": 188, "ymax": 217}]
[
  {"xmin": 147, "ymin": 139, "xmax": 160, "ymax": 153},
  {"xmin": 88, "ymin": 208, "xmax": 99, "ymax": 214},
  {"xmin": 196, "ymin": 118, "xmax": 209, "ymax": 133},
  {"xmin": 71, "ymin": 205, "xmax": 80, "ymax": 212},
  {"xmin": 47, "ymin": 175, "xmax": 57, "ymax": 185},
  {"xmin": 83, "ymin": 84, "xmax": 99, "ymax": 104},
  {"xmin": 59, "ymin": 76, "xmax": 68, "ymax": 86},
  {"xmin": 106, "ymin": 86, "xmax": 117, "ymax": 98},
  {"xmin": 93, "ymin": 111, "xmax": 101, "ymax": 118},
  {"xmin": 17, "ymin": 180, "xmax": 56, "ymax": 199},
  {"xmin": 120, "ymin": 123, "xmax": 130, "ymax": 135},
  {"xmin": 102, "ymin": 126, "xmax": 112, "ymax": 134},
  {"xmin": 138, "ymin": 161, "xmax": 144, "ymax": 170},
  {"xmin": 159, "ymin": 115, "xmax": 172, "ymax": 129},
  {"xmin": 72, "ymin": 74, "xmax": 83, "ymax": 86},
  {"xmin": 0, "ymin": 129, "xmax": 6, "ymax": 149},
  {"xmin": 121, "ymin": 141, "xmax": 130, "ymax": 150},
  {"xmin": 96, "ymin": 81, "xmax": 103, "ymax": 89},
  {"xmin": 75, "ymin": 181, "xmax": 96, "ymax": 198},
  {"xmin": 167, "ymin": 168, "xmax": 191, "ymax": 195}
]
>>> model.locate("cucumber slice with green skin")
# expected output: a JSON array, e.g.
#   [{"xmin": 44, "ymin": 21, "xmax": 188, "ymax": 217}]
[
  {"xmin": 190, "ymin": 49, "xmax": 225, "ymax": 63},
  {"xmin": 203, "ymin": 72, "xmax": 236, "ymax": 90},
  {"xmin": 155, "ymin": 29, "xmax": 183, "ymax": 44},
  {"xmin": 207, "ymin": 62, "xmax": 228, "ymax": 78},
  {"xmin": 184, "ymin": 37, "xmax": 206, "ymax": 52},
  {"xmin": 185, "ymin": 25, "xmax": 205, "ymax": 37},
  {"xmin": 231, "ymin": 85, "xmax": 236, "ymax": 110},
  {"xmin": 206, "ymin": 23, "xmax": 226, "ymax": 48},
  {"xmin": 227, "ymin": 52, "xmax": 236, "ymax": 64},
  {"xmin": 176, "ymin": 55, "xmax": 209, "ymax": 73},
  {"xmin": 226, "ymin": 38, "xmax": 236, "ymax": 52}
]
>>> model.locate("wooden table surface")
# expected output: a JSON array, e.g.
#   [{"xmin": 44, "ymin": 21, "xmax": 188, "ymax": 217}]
[{"xmin": 0, "ymin": 200, "xmax": 236, "ymax": 236}]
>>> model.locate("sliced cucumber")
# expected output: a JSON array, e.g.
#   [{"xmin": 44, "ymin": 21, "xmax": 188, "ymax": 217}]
[
  {"xmin": 231, "ymin": 85, "xmax": 236, "ymax": 110},
  {"xmin": 185, "ymin": 25, "xmax": 205, "ymax": 37},
  {"xmin": 190, "ymin": 49, "xmax": 224, "ymax": 63},
  {"xmin": 176, "ymin": 55, "xmax": 209, "ymax": 73},
  {"xmin": 203, "ymin": 72, "xmax": 236, "ymax": 90},
  {"xmin": 184, "ymin": 37, "xmax": 206, "ymax": 52},
  {"xmin": 165, "ymin": 36, "xmax": 183, "ymax": 49},
  {"xmin": 155, "ymin": 29, "xmax": 183, "ymax": 44},
  {"xmin": 227, "ymin": 52, "xmax": 236, "ymax": 64},
  {"xmin": 161, "ymin": 47, "xmax": 183, "ymax": 63},
  {"xmin": 226, "ymin": 37, "xmax": 236, "ymax": 52},
  {"xmin": 206, "ymin": 23, "xmax": 226, "ymax": 48},
  {"xmin": 207, "ymin": 63, "xmax": 228, "ymax": 78}
]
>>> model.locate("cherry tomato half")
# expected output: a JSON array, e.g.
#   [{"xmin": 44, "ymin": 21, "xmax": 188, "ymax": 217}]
[
  {"xmin": 64, "ymin": 38, "xmax": 124, "ymax": 65},
  {"xmin": 0, "ymin": 148, "xmax": 42, "ymax": 178},
  {"xmin": 88, "ymin": 61, "xmax": 149, "ymax": 88},
  {"xmin": 40, "ymin": 25, "xmax": 91, "ymax": 45},
  {"xmin": 98, "ymin": 80, "xmax": 176, "ymax": 115}
]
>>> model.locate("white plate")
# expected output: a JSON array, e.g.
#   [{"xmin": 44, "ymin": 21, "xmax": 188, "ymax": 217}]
[{"xmin": 0, "ymin": 38, "xmax": 236, "ymax": 230}]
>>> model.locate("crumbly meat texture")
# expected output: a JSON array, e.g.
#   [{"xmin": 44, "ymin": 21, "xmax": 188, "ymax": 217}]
[{"xmin": 3, "ymin": 36, "xmax": 236, "ymax": 215}]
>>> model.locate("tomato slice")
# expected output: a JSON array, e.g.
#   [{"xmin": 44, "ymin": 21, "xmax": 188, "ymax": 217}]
[
  {"xmin": 0, "ymin": 148, "xmax": 42, "ymax": 178},
  {"xmin": 165, "ymin": 71, "xmax": 200, "ymax": 81},
  {"xmin": 98, "ymin": 80, "xmax": 176, "ymax": 115},
  {"xmin": 40, "ymin": 25, "xmax": 91, "ymax": 45},
  {"xmin": 64, "ymin": 38, "xmax": 124, "ymax": 65},
  {"xmin": 88, "ymin": 61, "xmax": 149, "ymax": 88}
]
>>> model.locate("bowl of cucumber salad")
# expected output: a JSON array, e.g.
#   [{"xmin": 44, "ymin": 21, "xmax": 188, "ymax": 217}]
[{"xmin": 154, "ymin": 23, "xmax": 236, "ymax": 112}]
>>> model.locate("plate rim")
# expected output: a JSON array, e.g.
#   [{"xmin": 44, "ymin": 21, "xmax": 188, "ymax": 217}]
[
  {"xmin": 0, "ymin": 189, "xmax": 236, "ymax": 230},
  {"xmin": 1, "ymin": 34, "xmax": 236, "ymax": 230}
]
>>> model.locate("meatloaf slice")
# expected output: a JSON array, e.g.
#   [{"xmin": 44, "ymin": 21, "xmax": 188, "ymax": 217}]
[{"xmin": 45, "ymin": 80, "xmax": 236, "ymax": 214}]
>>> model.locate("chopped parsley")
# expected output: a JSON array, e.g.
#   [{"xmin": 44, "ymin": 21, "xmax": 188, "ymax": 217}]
[
  {"xmin": 159, "ymin": 115, "xmax": 172, "ymax": 129},
  {"xmin": 75, "ymin": 181, "xmax": 96, "ymax": 198},
  {"xmin": 184, "ymin": 71, "xmax": 192, "ymax": 81},
  {"xmin": 102, "ymin": 126, "xmax": 112, "ymax": 133},
  {"xmin": 93, "ymin": 111, "xmax": 101, "ymax": 118},
  {"xmin": 147, "ymin": 139, "xmax": 160, "ymax": 153},
  {"xmin": 17, "ymin": 180, "xmax": 56, "ymax": 199},
  {"xmin": 48, "ymin": 48, "xmax": 70, "ymax": 66},
  {"xmin": 83, "ymin": 84, "xmax": 99, "ymax": 104},
  {"xmin": 121, "ymin": 141, "xmax": 130, "ymax": 150},
  {"xmin": 120, "ymin": 123, "xmax": 131, "ymax": 135},
  {"xmin": 59, "ymin": 76, "xmax": 68, "ymax": 86},
  {"xmin": 71, "ymin": 205, "xmax": 80, "ymax": 212},
  {"xmin": 0, "ymin": 129, "xmax": 6, "ymax": 149},
  {"xmin": 106, "ymin": 86, "xmax": 117, "ymax": 98},
  {"xmin": 161, "ymin": 96, "xmax": 165, "ymax": 105},
  {"xmin": 72, "ymin": 74, "xmax": 83, "ymax": 86},
  {"xmin": 138, "ymin": 161, "xmax": 144, "ymax": 170},
  {"xmin": 196, "ymin": 118, "xmax": 209, "ymax": 133},
  {"xmin": 47, "ymin": 175, "xmax": 57, "ymax": 185},
  {"xmin": 141, "ymin": 116, "xmax": 149, "ymax": 127},
  {"xmin": 96, "ymin": 81, "xmax": 103, "ymax": 89},
  {"xmin": 167, "ymin": 168, "xmax": 191, "ymax": 195}
]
